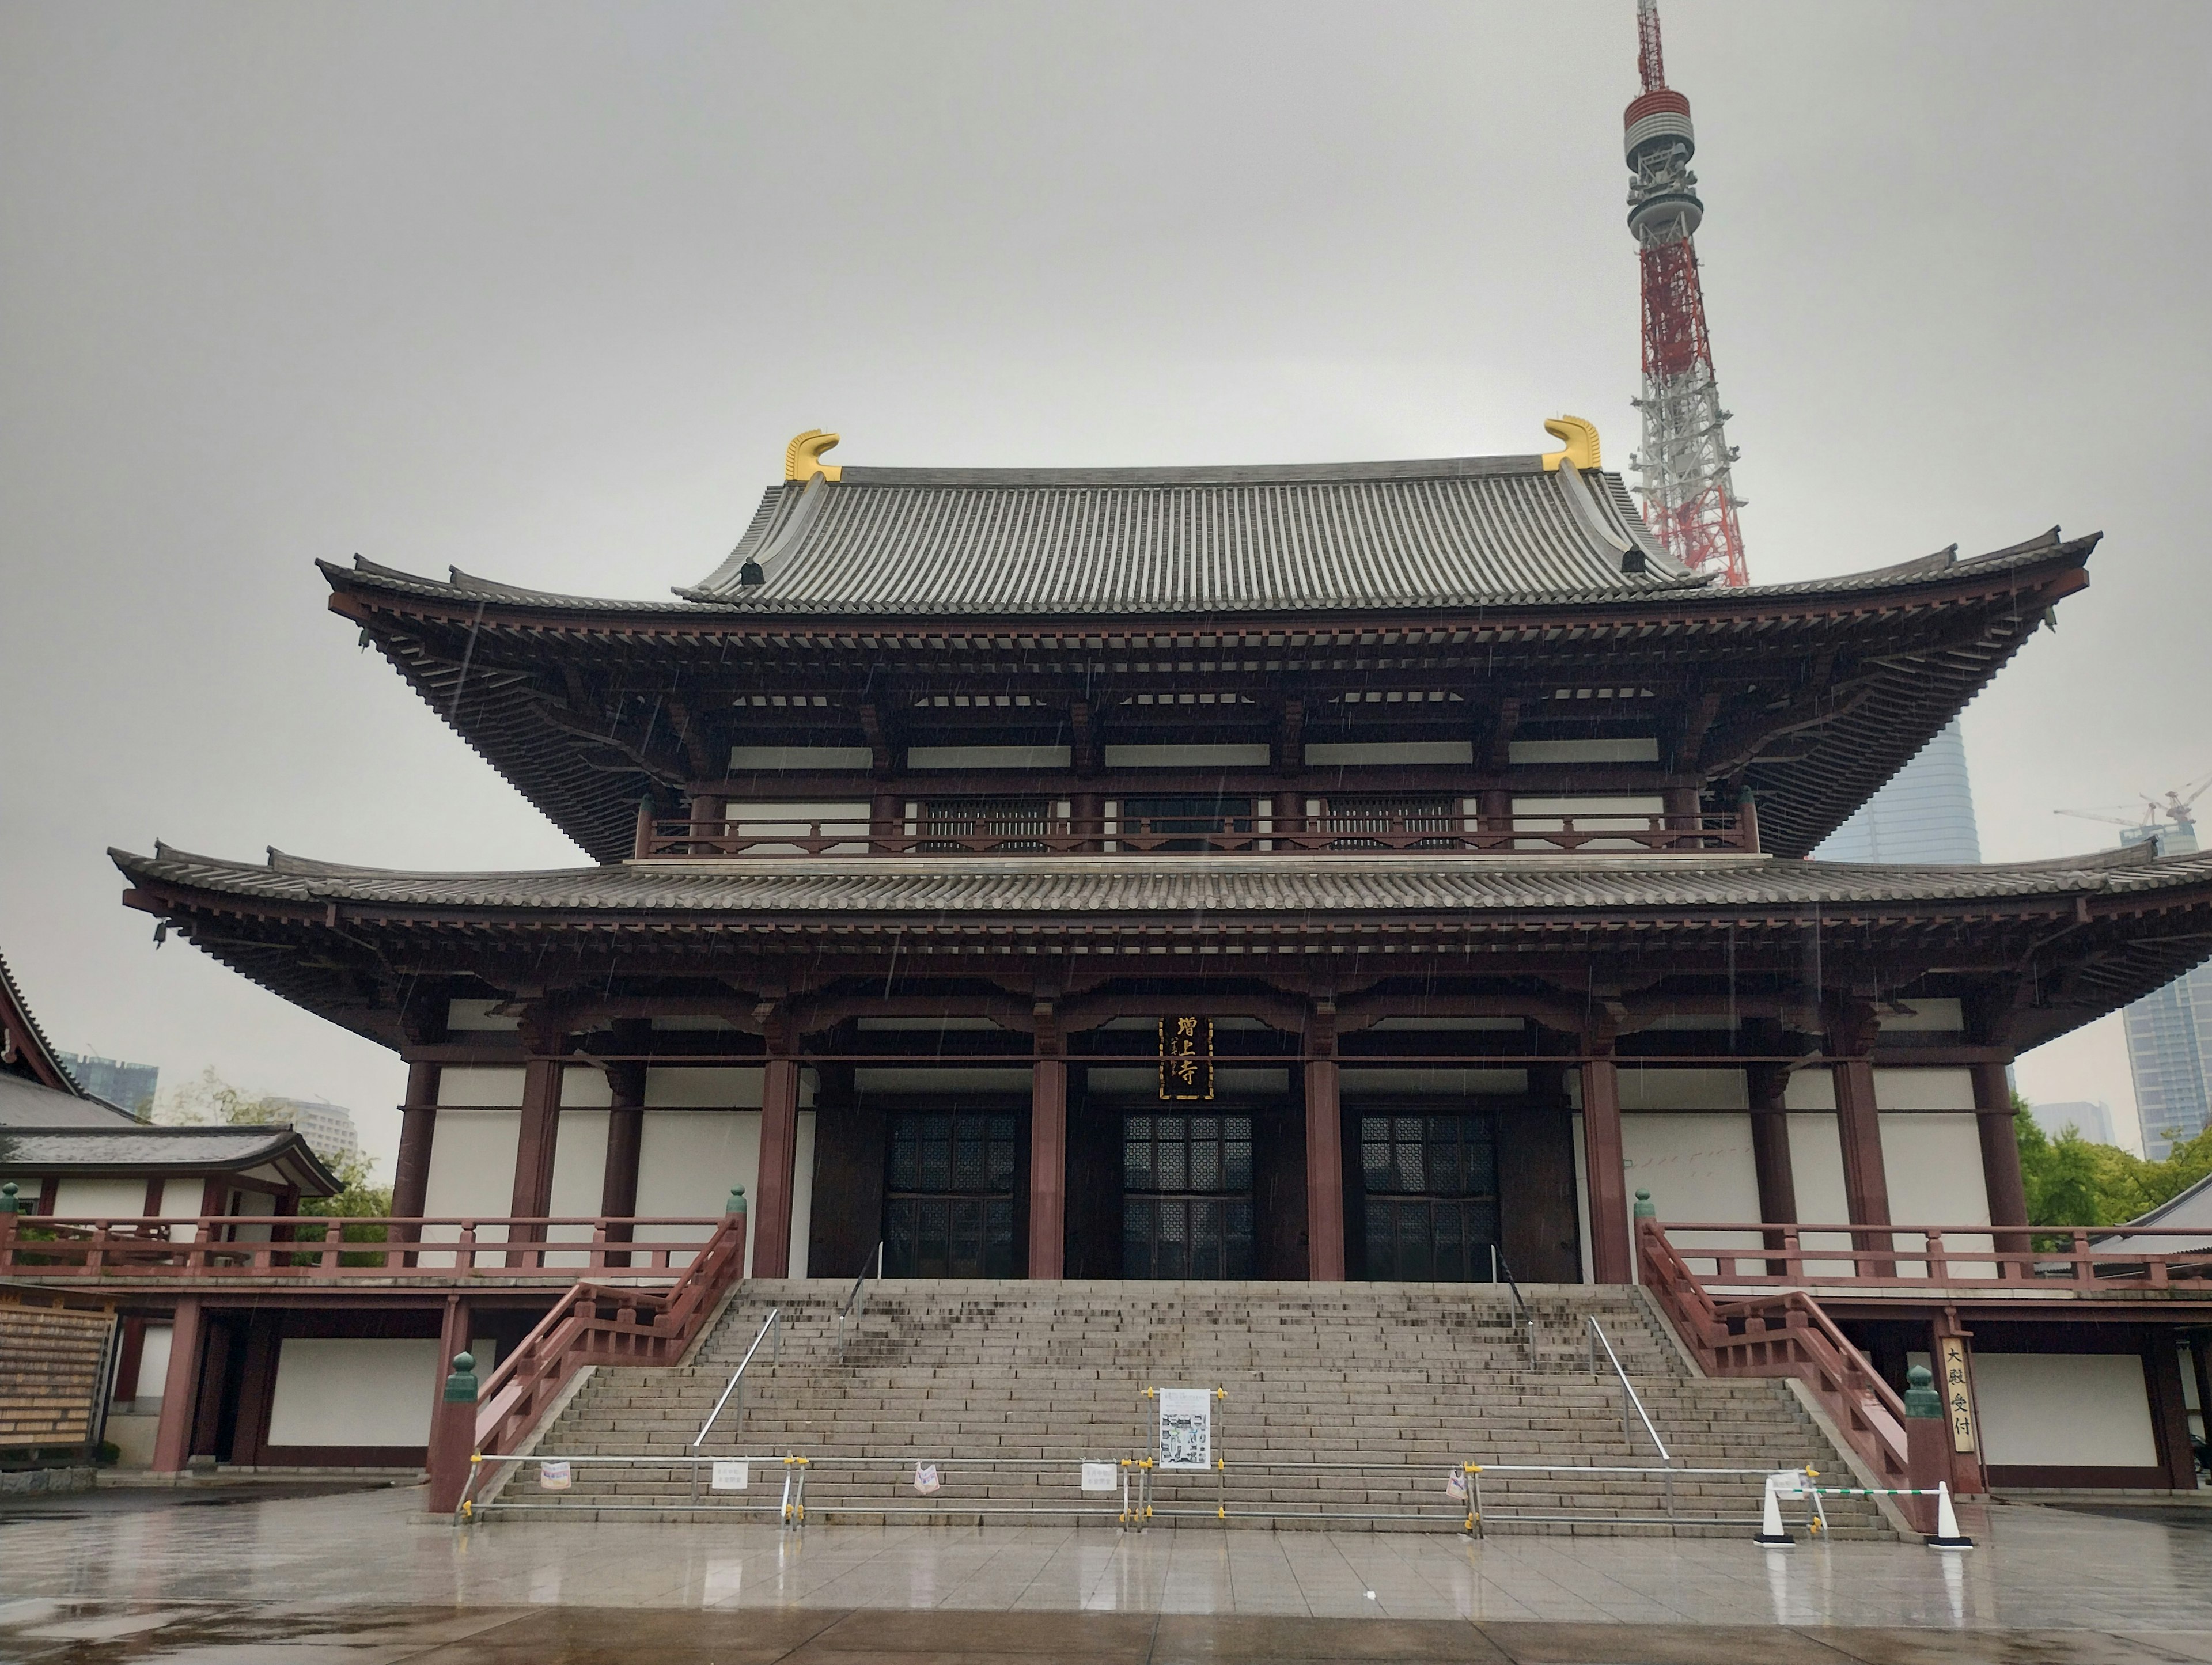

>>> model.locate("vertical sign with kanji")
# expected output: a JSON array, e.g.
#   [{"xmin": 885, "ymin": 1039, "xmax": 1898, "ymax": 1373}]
[
  {"xmin": 1158, "ymin": 1017, "xmax": 1214, "ymax": 1102},
  {"xmin": 1938, "ymin": 1334, "xmax": 1978, "ymax": 1454}
]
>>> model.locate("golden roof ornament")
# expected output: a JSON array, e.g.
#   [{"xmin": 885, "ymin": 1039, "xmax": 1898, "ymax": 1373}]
[
  {"xmin": 785, "ymin": 429, "xmax": 842, "ymax": 482},
  {"xmin": 1540, "ymin": 416, "xmax": 1600, "ymax": 472}
]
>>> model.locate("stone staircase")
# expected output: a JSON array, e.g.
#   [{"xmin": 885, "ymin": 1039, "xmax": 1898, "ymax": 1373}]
[{"xmin": 480, "ymin": 1280, "xmax": 1893, "ymax": 1538}]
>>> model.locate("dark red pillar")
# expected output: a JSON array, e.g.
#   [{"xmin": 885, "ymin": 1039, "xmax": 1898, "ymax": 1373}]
[
  {"xmin": 1029, "ymin": 1059, "xmax": 1067, "ymax": 1279},
  {"xmin": 1580, "ymin": 1055, "xmax": 1633, "ymax": 1284},
  {"xmin": 1304, "ymin": 1003, "xmax": 1346, "ymax": 1281},
  {"xmin": 150, "ymin": 1296, "xmax": 204, "ymax": 1474},
  {"xmin": 1832, "ymin": 1054, "xmax": 1894, "ymax": 1275},
  {"xmin": 392, "ymin": 1061, "xmax": 441, "ymax": 1220},
  {"xmin": 753, "ymin": 1052, "xmax": 802, "ymax": 1278}
]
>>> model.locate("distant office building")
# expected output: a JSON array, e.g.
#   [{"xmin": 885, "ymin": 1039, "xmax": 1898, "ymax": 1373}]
[
  {"xmin": 266, "ymin": 1098, "xmax": 359, "ymax": 1165},
  {"xmin": 54, "ymin": 1051, "xmax": 158, "ymax": 1118},
  {"xmin": 2029, "ymin": 1099, "xmax": 2125, "ymax": 1151},
  {"xmin": 2120, "ymin": 817, "xmax": 2212, "ymax": 1160},
  {"xmin": 1813, "ymin": 720, "xmax": 1982, "ymax": 864}
]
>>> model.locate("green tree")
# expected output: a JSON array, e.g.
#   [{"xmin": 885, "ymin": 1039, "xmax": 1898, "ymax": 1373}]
[{"xmin": 2016, "ymin": 1091, "xmax": 2212, "ymax": 1228}]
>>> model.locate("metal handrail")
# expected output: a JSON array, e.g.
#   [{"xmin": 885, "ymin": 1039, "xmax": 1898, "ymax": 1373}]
[
  {"xmin": 1490, "ymin": 1244, "xmax": 1534, "ymax": 1353},
  {"xmin": 1587, "ymin": 1316, "xmax": 1671, "ymax": 1463},
  {"xmin": 689, "ymin": 1306, "xmax": 780, "ymax": 1499},
  {"xmin": 836, "ymin": 1241, "xmax": 884, "ymax": 1363}
]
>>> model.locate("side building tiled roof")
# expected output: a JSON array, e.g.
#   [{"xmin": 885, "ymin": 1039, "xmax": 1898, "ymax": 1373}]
[{"xmin": 0, "ymin": 1124, "xmax": 341, "ymax": 1197}]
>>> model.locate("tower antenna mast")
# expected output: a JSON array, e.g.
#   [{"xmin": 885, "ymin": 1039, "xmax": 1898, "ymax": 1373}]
[{"xmin": 1624, "ymin": 0, "xmax": 1749, "ymax": 585}]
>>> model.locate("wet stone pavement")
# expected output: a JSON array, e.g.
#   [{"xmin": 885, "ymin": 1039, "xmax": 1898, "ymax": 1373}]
[{"xmin": 3, "ymin": 1484, "xmax": 2211, "ymax": 1662}]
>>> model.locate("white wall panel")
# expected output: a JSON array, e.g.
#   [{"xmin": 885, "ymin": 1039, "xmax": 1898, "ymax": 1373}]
[
  {"xmin": 560, "ymin": 1067, "xmax": 612, "ymax": 1108},
  {"xmin": 1787, "ymin": 1113, "xmax": 1853, "ymax": 1272},
  {"xmin": 1618, "ymin": 1068, "xmax": 1749, "ymax": 1110},
  {"xmin": 1874, "ymin": 1068, "xmax": 1977, "ymax": 1110},
  {"xmin": 1975, "ymin": 1353, "xmax": 2158, "ymax": 1469},
  {"xmin": 637, "ymin": 1110, "xmax": 758, "ymax": 1272},
  {"xmin": 266, "ymin": 1338, "xmax": 439, "ymax": 1448},
  {"xmin": 48, "ymin": 1178, "xmax": 150, "ymax": 1219},
  {"xmin": 1622, "ymin": 1113, "xmax": 1760, "ymax": 1269},
  {"xmin": 546, "ymin": 1109, "xmax": 611, "ymax": 1267},
  {"xmin": 645, "ymin": 1067, "xmax": 764, "ymax": 1108},
  {"xmin": 155, "ymin": 1178, "xmax": 204, "ymax": 1219},
  {"xmin": 135, "ymin": 1325, "xmax": 173, "ymax": 1404},
  {"xmin": 1784, "ymin": 1071, "xmax": 1838, "ymax": 1111},
  {"xmin": 437, "ymin": 1067, "xmax": 525, "ymax": 1107},
  {"xmin": 1881, "ymin": 1112, "xmax": 1992, "ymax": 1276},
  {"xmin": 420, "ymin": 1108, "xmax": 520, "ymax": 1262}
]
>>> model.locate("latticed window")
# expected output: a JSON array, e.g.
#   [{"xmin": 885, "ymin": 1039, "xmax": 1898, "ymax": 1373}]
[
  {"xmin": 884, "ymin": 1112, "xmax": 1020, "ymax": 1277},
  {"xmin": 1124, "ymin": 1113, "xmax": 1253, "ymax": 1278},
  {"xmin": 1360, "ymin": 1113, "xmax": 1499, "ymax": 1282},
  {"xmin": 917, "ymin": 798, "xmax": 1052, "ymax": 852},
  {"xmin": 1117, "ymin": 797, "xmax": 1255, "ymax": 852},
  {"xmin": 1317, "ymin": 796, "xmax": 1463, "ymax": 848}
]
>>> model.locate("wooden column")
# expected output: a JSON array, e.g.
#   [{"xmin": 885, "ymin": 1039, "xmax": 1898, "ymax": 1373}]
[
  {"xmin": 227, "ymin": 1313, "xmax": 283, "ymax": 1467},
  {"xmin": 2146, "ymin": 1329, "xmax": 2200, "ymax": 1492},
  {"xmin": 1304, "ymin": 1003, "xmax": 1346, "ymax": 1281},
  {"xmin": 150, "ymin": 1296, "xmax": 204, "ymax": 1473},
  {"xmin": 392, "ymin": 1061, "xmax": 440, "ymax": 1219},
  {"xmin": 1028, "ymin": 1004, "xmax": 1067, "ymax": 1279},
  {"xmin": 1273, "ymin": 789, "xmax": 1305, "ymax": 850},
  {"xmin": 1973, "ymin": 1059, "xmax": 2028, "ymax": 1223},
  {"xmin": 1831, "ymin": 1048, "xmax": 1894, "ymax": 1275},
  {"xmin": 753, "ymin": 1045, "xmax": 802, "ymax": 1279},
  {"xmin": 509, "ymin": 1054, "xmax": 564, "ymax": 1236},
  {"xmin": 1748, "ymin": 1061, "xmax": 1797, "ymax": 1275},
  {"xmin": 601, "ymin": 1022, "xmax": 648, "ymax": 1267},
  {"xmin": 1073, "ymin": 792, "xmax": 1103, "ymax": 855},
  {"xmin": 1580, "ymin": 1052, "xmax": 1633, "ymax": 1284},
  {"xmin": 870, "ymin": 789, "xmax": 903, "ymax": 853}
]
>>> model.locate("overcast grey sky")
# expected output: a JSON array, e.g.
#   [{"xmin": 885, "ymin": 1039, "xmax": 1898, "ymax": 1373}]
[{"xmin": 3, "ymin": 1, "xmax": 2206, "ymax": 1172}]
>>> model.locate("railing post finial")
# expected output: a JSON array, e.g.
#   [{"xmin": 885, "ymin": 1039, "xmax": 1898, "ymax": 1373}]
[{"xmin": 0, "ymin": 1181, "xmax": 17, "ymax": 1215}]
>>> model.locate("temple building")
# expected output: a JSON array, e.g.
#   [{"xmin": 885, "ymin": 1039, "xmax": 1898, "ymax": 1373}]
[{"xmin": 72, "ymin": 418, "xmax": 2212, "ymax": 1491}]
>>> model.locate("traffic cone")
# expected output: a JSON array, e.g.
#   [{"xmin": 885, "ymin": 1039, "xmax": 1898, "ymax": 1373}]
[
  {"xmin": 1925, "ymin": 1481, "xmax": 1974, "ymax": 1550},
  {"xmin": 1754, "ymin": 1473, "xmax": 1794, "ymax": 1546}
]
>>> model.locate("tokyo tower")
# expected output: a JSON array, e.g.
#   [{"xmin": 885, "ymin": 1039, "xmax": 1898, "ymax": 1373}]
[{"xmin": 1623, "ymin": 0, "xmax": 1749, "ymax": 586}]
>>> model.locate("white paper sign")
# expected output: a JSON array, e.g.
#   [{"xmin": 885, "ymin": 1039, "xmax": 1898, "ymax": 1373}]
[
  {"xmin": 1157, "ymin": 1387, "xmax": 1214, "ymax": 1470},
  {"xmin": 915, "ymin": 1462, "xmax": 941, "ymax": 1495},
  {"xmin": 538, "ymin": 1460, "xmax": 572, "ymax": 1491},
  {"xmin": 711, "ymin": 1459, "xmax": 751, "ymax": 1492},
  {"xmin": 1081, "ymin": 1462, "xmax": 1119, "ymax": 1493}
]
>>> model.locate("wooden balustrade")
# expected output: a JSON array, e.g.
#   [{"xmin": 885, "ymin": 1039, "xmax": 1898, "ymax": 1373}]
[
  {"xmin": 642, "ymin": 812, "xmax": 1752, "ymax": 860},
  {"xmin": 1642, "ymin": 1219, "xmax": 2212, "ymax": 1289},
  {"xmin": 0, "ymin": 1213, "xmax": 726, "ymax": 1283},
  {"xmin": 471, "ymin": 1208, "xmax": 748, "ymax": 1460},
  {"xmin": 1638, "ymin": 1218, "xmax": 1918, "ymax": 1495}
]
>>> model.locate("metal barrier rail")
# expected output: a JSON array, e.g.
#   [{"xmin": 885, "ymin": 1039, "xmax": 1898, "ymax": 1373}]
[
  {"xmin": 689, "ymin": 1307, "xmax": 781, "ymax": 1500},
  {"xmin": 777, "ymin": 1454, "xmax": 1135, "ymax": 1524},
  {"xmin": 1586, "ymin": 1317, "xmax": 1671, "ymax": 1463},
  {"xmin": 459, "ymin": 1452, "xmax": 809, "ymax": 1524},
  {"xmin": 1467, "ymin": 1462, "xmax": 1801, "ymax": 1536}
]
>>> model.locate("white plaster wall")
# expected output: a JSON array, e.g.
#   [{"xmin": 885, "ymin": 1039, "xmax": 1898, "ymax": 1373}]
[
  {"xmin": 561, "ymin": 1066, "xmax": 613, "ymax": 1108},
  {"xmin": 48, "ymin": 1178, "xmax": 150, "ymax": 1219},
  {"xmin": 1621, "ymin": 1113, "xmax": 1762, "ymax": 1270},
  {"xmin": 266, "ymin": 1338, "xmax": 440, "ymax": 1448},
  {"xmin": 1787, "ymin": 1112, "xmax": 1853, "ymax": 1272},
  {"xmin": 1874, "ymin": 1068, "xmax": 1977, "ymax": 1110},
  {"xmin": 419, "ymin": 1108, "xmax": 520, "ymax": 1262},
  {"xmin": 135, "ymin": 1324, "xmax": 173, "ymax": 1404},
  {"xmin": 545, "ymin": 1109, "xmax": 611, "ymax": 1267},
  {"xmin": 634, "ymin": 1110, "xmax": 758, "ymax": 1270},
  {"xmin": 154, "ymin": 1178, "xmax": 204, "ymax": 1219},
  {"xmin": 646, "ymin": 1067, "xmax": 764, "ymax": 1108},
  {"xmin": 1881, "ymin": 1112, "xmax": 1992, "ymax": 1276},
  {"xmin": 1618, "ymin": 1068, "xmax": 1749, "ymax": 1110},
  {"xmin": 437, "ymin": 1066, "xmax": 525, "ymax": 1107},
  {"xmin": 1784, "ymin": 1071, "xmax": 1838, "ymax": 1111},
  {"xmin": 1974, "ymin": 1353, "xmax": 2159, "ymax": 1469}
]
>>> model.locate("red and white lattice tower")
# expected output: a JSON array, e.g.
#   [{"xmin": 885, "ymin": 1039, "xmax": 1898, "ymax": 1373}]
[{"xmin": 1623, "ymin": 0, "xmax": 1749, "ymax": 586}]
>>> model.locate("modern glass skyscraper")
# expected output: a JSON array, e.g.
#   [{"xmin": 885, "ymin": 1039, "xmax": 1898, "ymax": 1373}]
[
  {"xmin": 1813, "ymin": 719, "xmax": 1982, "ymax": 864},
  {"xmin": 2120, "ymin": 818, "xmax": 2212, "ymax": 1160}
]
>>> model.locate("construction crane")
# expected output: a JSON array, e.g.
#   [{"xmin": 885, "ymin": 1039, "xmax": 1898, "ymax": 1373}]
[{"xmin": 2054, "ymin": 771, "xmax": 2212, "ymax": 841}]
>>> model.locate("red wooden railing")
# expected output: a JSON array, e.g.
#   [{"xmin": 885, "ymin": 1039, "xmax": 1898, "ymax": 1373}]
[
  {"xmin": 1638, "ymin": 1218, "xmax": 1917, "ymax": 1492},
  {"xmin": 0, "ymin": 1215, "xmax": 725, "ymax": 1282},
  {"xmin": 471, "ymin": 1208, "xmax": 749, "ymax": 1460},
  {"xmin": 1645, "ymin": 1220, "xmax": 2212, "ymax": 1289},
  {"xmin": 642, "ymin": 811, "xmax": 1752, "ymax": 860}
]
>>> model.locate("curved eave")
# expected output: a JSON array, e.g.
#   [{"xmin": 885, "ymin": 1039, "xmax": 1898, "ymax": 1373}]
[{"xmin": 112, "ymin": 839, "xmax": 2212, "ymax": 1056}]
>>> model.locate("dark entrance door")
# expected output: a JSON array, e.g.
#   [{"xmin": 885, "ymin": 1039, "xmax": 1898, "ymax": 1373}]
[
  {"xmin": 1123, "ymin": 1113, "xmax": 1255, "ymax": 1277},
  {"xmin": 883, "ymin": 1111, "xmax": 1019, "ymax": 1277},
  {"xmin": 1359, "ymin": 1112, "xmax": 1499, "ymax": 1281}
]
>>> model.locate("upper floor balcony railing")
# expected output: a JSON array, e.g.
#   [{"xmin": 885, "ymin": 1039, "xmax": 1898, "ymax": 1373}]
[
  {"xmin": 0, "ymin": 1213, "xmax": 725, "ymax": 1284},
  {"xmin": 640, "ymin": 809, "xmax": 1753, "ymax": 860},
  {"xmin": 1648, "ymin": 1220, "xmax": 2212, "ymax": 1292}
]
